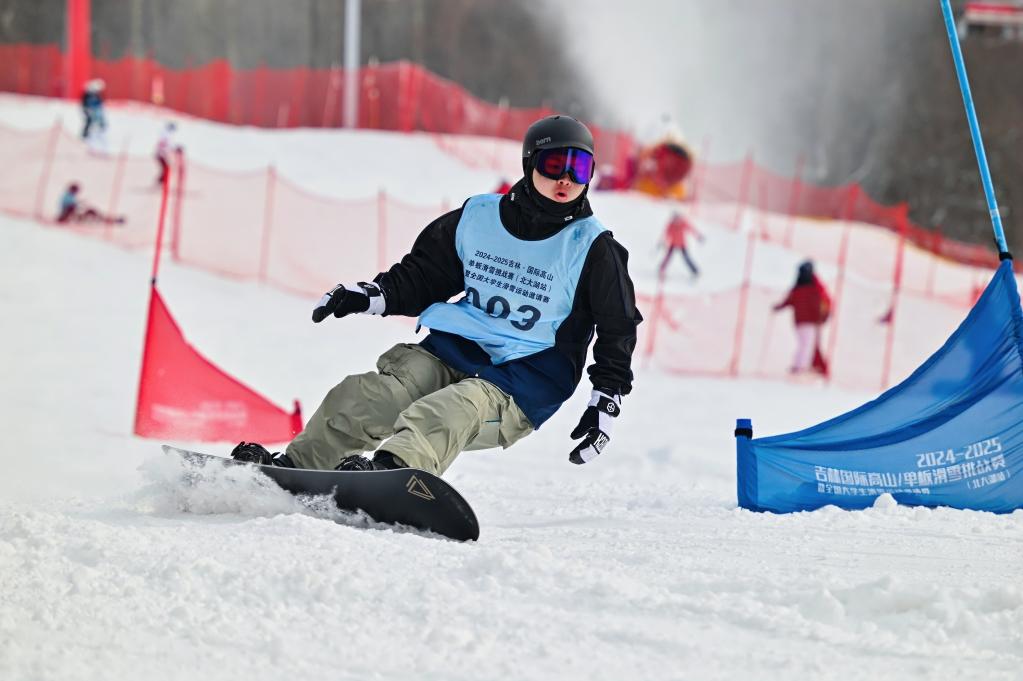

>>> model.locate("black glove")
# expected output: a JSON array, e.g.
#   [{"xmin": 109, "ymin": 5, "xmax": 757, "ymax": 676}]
[
  {"xmin": 568, "ymin": 388, "xmax": 621, "ymax": 464},
  {"xmin": 311, "ymin": 282, "xmax": 385, "ymax": 323}
]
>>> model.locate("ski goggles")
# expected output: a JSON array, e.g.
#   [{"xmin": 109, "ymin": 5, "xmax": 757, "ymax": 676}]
[{"xmin": 533, "ymin": 147, "xmax": 595, "ymax": 184}]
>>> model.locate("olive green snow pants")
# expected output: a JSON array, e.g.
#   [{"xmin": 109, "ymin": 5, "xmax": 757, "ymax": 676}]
[{"xmin": 285, "ymin": 343, "xmax": 533, "ymax": 474}]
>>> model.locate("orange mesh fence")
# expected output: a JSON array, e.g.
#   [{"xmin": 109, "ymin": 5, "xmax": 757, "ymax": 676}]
[
  {"xmin": 0, "ymin": 110, "xmax": 1005, "ymax": 394},
  {"xmin": 0, "ymin": 44, "xmax": 64, "ymax": 96},
  {"xmin": 0, "ymin": 41, "xmax": 1003, "ymax": 278},
  {"xmin": 0, "ymin": 123, "xmax": 54, "ymax": 218},
  {"xmin": 172, "ymin": 161, "xmax": 267, "ymax": 279},
  {"xmin": 263, "ymin": 176, "xmax": 380, "ymax": 296},
  {"xmin": 641, "ymin": 276, "xmax": 971, "ymax": 392},
  {"xmin": 382, "ymin": 194, "xmax": 448, "ymax": 270},
  {"xmin": 5, "ymin": 45, "xmax": 637, "ymax": 180}
]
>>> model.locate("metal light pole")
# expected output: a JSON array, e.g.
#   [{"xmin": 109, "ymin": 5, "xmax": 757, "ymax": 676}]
[{"xmin": 342, "ymin": 0, "xmax": 361, "ymax": 128}]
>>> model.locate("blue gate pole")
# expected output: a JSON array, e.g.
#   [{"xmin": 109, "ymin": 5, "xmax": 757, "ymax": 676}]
[{"xmin": 939, "ymin": 0, "xmax": 1010, "ymax": 257}]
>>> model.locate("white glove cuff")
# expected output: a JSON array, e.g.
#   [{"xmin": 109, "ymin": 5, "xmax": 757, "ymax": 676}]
[
  {"xmin": 587, "ymin": 389, "xmax": 621, "ymax": 412},
  {"xmin": 588, "ymin": 389, "xmax": 620, "ymax": 436},
  {"xmin": 346, "ymin": 282, "xmax": 386, "ymax": 315}
]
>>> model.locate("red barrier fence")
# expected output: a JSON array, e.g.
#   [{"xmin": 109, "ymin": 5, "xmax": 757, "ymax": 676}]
[
  {"xmin": 0, "ymin": 41, "xmax": 1009, "ymax": 274},
  {"xmin": 0, "ymin": 43, "xmax": 636, "ymax": 180},
  {"xmin": 691, "ymin": 153, "xmax": 1000, "ymax": 273}
]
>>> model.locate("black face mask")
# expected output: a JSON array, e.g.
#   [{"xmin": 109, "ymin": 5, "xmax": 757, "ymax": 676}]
[{"xmin": 522, "ymin": 164, "xmax": 590, "ymax": 220}]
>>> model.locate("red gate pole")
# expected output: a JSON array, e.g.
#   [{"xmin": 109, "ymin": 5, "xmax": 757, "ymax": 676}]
[
  {"xmin": 33, "ymin": 117, "xmax": 62, "ymax": 221},
  {"xmin": 148, "ymin": 165, "xmax": 172, "ymax": 284},
  {"xmin": 257, "ymin": 165, "xmax": 277, "ymax": 283}
]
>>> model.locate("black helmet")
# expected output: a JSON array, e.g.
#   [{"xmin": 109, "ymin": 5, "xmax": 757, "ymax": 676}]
[{"xmin": 521, "ymin": 115, "xmax": 595, "ymax": 176}]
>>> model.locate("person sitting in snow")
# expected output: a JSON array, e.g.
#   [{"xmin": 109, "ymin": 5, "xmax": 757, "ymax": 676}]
[
  {"xmin": 56, "ymin": 183, "xmax": 125, "ymax": 225},
  {"xmin": 773, "ymin": 260, "xmax": 831, "ymax": 376},
  {"xmin": 231, "ymin": 114, "xmax": 642, "ymax": 475}
]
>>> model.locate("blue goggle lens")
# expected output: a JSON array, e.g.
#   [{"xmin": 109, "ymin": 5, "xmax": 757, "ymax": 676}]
[{"xmin": 534, "ymin": 147, "xmax": 594, "ymax": 184}]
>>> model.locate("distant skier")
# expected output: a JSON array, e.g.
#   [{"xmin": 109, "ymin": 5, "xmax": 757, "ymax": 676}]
[
  {"xmin": 155, "ymin": 121, "xmax": 178, "ymax": 185},
  {"xmin": 231, "ymin": 115, "xmax": 642, "ymax": 475},
  {"xmin": 56, "ymin": 183, "xmax": 124, "ymax": 225},
  {"xmin": 773, "ymin": 260, "xmax": 831, "ymax": 375},
  {"xmin": 658, "ymin": 210, "xmax": 703, "ymax": 278},
  {"xmin": 80, "ymin": 79, "xmax": 107, "ymax": 151}
]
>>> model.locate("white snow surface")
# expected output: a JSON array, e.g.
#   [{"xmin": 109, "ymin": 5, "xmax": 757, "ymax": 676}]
[{"xmin": 1, "ymin": 97, "xmax": 1021, "ymax": 681}]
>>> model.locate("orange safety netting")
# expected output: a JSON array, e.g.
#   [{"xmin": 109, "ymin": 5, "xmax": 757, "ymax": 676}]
[{"xmin": 0, "ymin": 115, "xmax": 1001, "ymax": 393}]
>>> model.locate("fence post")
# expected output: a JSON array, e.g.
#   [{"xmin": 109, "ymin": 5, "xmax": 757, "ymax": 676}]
[
  {"xmin": 926, "ymin": 226, "xmax": 941, "ymax": 298},
  {"xmin": 397, "ymin": 61, "xmax": 411, "ymax": 132},
  {"xmin": 104, "ymin": 137, "xmax": 129, "ymax": 241},
  {"xmin": 757, "ymin": 175, "xmax": 770, "ymax": 241},
  {"xmin": 170, "ymin": 148, "xmax": 186, "ymax": 261},
  {"xmin": 880, "ymin": 206, "xmax": 908, "ymax": 390},
  {"xmin": 322, "ymin": 65, "xmax": 341, "ymax": 128},
  {"xmin": 33, "ymin": 116, "xmax": 62, "ymax": 220},
  {"xmin": 824, "ymin": 185, "xmax": 857, "ymax": 382},
  {"xmin": 377, "ymin": 188, "xmax": 388, "ymax": 273},
  {"xmin": 732, "ymin": 151, "xmax": 754, "ymax": 232},
  {"xmin": 276, "ymin": 102, "xmax": 290, "ymax": 128},
  {"xmin": 728, "ymin": 230, "xmax": 758, "ymax": 377},
  {"xmin": 258, "ymin": 165, "xmax": 277, "ymax": 283},
  {"xmin": 641, "ymin": 285, "xmax": 665, "ymax": 369},
  {"xmin": 688, "ymin": 137, "xmax": 711, "ymax": 219}
]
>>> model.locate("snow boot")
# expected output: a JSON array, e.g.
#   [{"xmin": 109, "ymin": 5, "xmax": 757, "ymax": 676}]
[
  {"xmin": 230, "ymin": 442, "xmax": 295, "ymax": 468},
  {"xmin": 336, "ymin": 450, "xmax": 408, "ymax": 472}
]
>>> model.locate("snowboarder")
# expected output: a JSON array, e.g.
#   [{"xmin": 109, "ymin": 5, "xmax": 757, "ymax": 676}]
[
  {"xmin": 658, "ymin": 210, "xmax": 703, "ymax": 278},
  {"xmin": 231, "ymin": 114, "xmax": 642, "ymax": 475},
  {"xmin": 56, "ymin": 183, "xmax": 124, "ymax": 225},
  {"xmin": 772, "ymin": 260, "xmax": 831, "ymax": 375},
  {"xmin": 155, "ymin": 121, "xmax": 178, "ymax": 185}
]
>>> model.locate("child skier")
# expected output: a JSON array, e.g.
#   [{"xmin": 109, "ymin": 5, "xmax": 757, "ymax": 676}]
[
  {"xmin": 773, "ymin": 260, "xmax": 831, "ymax": 375},
  {"xmin": 231, "ymin": 115, "xmax": 642, "ymax": 475},
  {"xmin": 155, "ymin": 121, "xmax": 178, "ymax": 185},
  {"xmin": 658, "ymin": 209, "xmax": 703, "ymax": 278},
  {"xmin": 80, "ymin": 79, "xmax": 107, "ymax": 151}
]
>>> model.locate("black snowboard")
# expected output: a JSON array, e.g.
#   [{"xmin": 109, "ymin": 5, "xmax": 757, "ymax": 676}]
[{"xmin": 163, "ymin": 446, "xmax": 479, "ymax": 541}]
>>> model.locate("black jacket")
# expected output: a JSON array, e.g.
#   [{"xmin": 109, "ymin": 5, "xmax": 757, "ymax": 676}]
[{"xmin": 373, "ymin": 179, "xmax": 642, "ymax": 427}]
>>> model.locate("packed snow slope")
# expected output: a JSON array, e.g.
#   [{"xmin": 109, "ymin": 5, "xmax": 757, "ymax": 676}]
[{"xmin": 1, "ymin": 97, "xmax": 1021, "ymax": 681}]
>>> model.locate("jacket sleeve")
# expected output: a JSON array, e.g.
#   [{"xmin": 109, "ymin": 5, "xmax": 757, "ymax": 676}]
[
  {"xmin": 373, "ymin": 207, "xmax": 465, "ymax": 317},
  {"xmin": 581, "ymin": 234, "xmax": 643, "ymax": 395}
]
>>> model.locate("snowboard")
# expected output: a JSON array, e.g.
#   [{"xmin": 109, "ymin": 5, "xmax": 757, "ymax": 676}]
[{"xmin": 163, "ymin": 446, "xmax": 479, "ymax": 541}]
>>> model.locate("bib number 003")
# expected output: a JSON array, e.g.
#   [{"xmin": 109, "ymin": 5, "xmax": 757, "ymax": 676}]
[{"xmin": 465, "ymin": 286, "xmax": 541, "ymax": 331}]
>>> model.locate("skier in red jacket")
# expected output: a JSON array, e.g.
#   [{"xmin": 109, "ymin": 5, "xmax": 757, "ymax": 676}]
[
  {"xmin": 773, "ymin": 260, "xmax": 831, "ymax": 375},
  {"xmin": 658, "ymin": 210, "xmax": 703, "ymax": 278}
]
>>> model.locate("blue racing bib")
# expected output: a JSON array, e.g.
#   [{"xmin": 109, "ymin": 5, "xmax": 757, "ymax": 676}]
[{"xmin": 418, "ymin": 194, "xmax": 606, "ymax": 364}]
